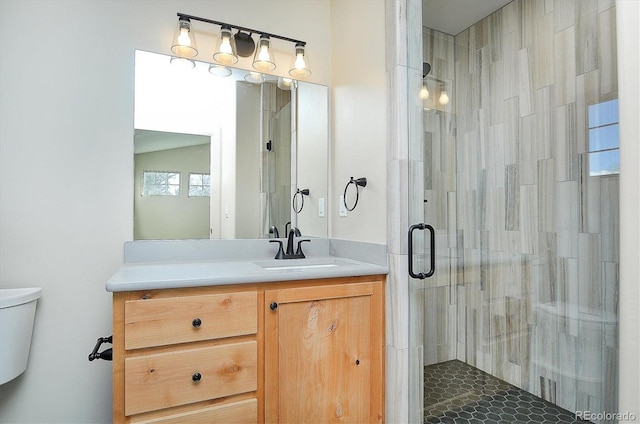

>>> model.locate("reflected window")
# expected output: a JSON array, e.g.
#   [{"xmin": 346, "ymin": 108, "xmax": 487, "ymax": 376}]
[
  {"xmin": 188, "ymin": 173, "xmax": 210, "ymax": 197},
  {"xmin": 142, "ymin": 171, "xmax": 181, "ymax": 196},
  {"xmin": 588, "ymin": 99, "xmax": 619, "ymax": 176}
]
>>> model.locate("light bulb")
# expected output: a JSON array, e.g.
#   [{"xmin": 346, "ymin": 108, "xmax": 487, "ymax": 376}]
[
  {"xmin": 258, "ymin": 45, "xmax": 270, "ymax": 61},
  {"xmin": 220, "ymin": 35, "xmax": 232, "ymax": 54},
  {"xmin": 178, "ymin": 28, "xmax": 191, "ymax": 47},
  {"xmin": 420, "ymin": 85, "xmax": 430, "ymax": 99},
  {"xmin": 439, "ymin": 91, "xmax": 449, "ymax": 105},
  {"xmin": 294, "ymin": 53, "xmax": 306, "ymax": 70}
]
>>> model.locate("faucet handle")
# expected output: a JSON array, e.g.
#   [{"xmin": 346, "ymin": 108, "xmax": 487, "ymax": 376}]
[
  {"xmin": 269, "ymin": 240, "xmax": 285, "ymax": 259},
  {"xmin": 296, "ymin": 239, "xmax": 311, "ymax": 257}
]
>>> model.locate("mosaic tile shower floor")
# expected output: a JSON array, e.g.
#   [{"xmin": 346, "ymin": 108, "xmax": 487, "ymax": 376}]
[{"xmin": 424, "ymin": 360, "xmax": 589, "ymax": 423}]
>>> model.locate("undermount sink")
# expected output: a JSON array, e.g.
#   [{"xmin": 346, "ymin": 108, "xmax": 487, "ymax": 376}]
[{"xmin": 253, "ymin": 257, "xmax": 356, "ymax": 271}]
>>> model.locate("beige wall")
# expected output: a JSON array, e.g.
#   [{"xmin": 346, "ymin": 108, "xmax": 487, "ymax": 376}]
[
  {"xmin": 134, "ymin": 144, "xmax": 211, "ymax": 240},
  {"xmin": 330, "ymin": 0, "xmax": 387, "ymax": 243}
]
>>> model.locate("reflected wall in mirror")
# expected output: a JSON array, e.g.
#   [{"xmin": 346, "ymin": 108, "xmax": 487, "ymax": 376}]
[{"xmin": 134, "ymin": 50, "xmax": 328, "ymax": 240}]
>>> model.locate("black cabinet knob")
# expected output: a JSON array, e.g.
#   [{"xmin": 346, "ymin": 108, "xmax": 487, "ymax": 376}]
[
  {"xmin": 269, "ymin": 302, "xmax": 278, "ymax": 311},
  {"xmin": 192, "ymin": 318, "xmax": 202, "ymax": 328},
  {"xmin": 192, "ymin": 372, "xmax": 202, "ymax": 382}
]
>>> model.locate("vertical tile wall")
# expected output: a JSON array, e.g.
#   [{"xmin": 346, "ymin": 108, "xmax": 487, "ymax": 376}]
[{"xmin": 423, "ymin": 0, "xmax": 619, "ymax": 419}]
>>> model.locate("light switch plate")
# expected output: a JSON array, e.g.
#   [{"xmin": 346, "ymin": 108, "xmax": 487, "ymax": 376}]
[
  {"xmin": 318, "ymin": 197, "xmax": 325, "ymax": 217},
  {"xmin": 339, "ymin": 195, "xmax": 348, "ymax": 217}
]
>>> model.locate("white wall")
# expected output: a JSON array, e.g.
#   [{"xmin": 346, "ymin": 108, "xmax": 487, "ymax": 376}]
[
  {"xmin": 235, "ymin": 82, "xmax": 262, "ymax": 238},
  {"xmin": 297, "ymin": 82, "xmax": 329, "ymax": 237},
  {"xmin": 330, "ymin": 0, "xmax": 388, "ymax": 243},
  {"xmin": 0, "ymin": 1, "xmax": 331, "ymax": 422},
  {"xmin": 616, "ymin": 0, "xmax": 640, "ymax": 416}
]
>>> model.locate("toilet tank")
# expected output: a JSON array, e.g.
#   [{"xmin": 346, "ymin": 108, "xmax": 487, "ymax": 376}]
[{"xmin": 0, "ymin": 287, "xmax": 42, "ymax": 385}]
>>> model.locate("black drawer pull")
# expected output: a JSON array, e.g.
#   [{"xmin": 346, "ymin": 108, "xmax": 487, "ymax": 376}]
[
  {"xmin": 192, "ymin": 372, "xmax": 202, "ymax": 382},
  {"xmin": 192, "ymin": 318, "xmax": 202, "ymax": 328}
]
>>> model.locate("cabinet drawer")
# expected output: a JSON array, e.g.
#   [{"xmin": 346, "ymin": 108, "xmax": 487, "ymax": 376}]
[
  {"xmin": 130, "ymin": 398, "xmax": 258, "ymax": 424},
  {"xmin": 125, "ymin": 341, "xmax": 257, "ymax": 416},
  {"xmin": 124, "ymin": 292, "xmax": 257, "ymax": 349}
]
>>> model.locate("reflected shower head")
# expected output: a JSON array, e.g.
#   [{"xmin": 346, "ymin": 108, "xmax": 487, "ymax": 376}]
[{"xmin": 423, "ymin": 62, "xmax": 431, "ymax": 78}]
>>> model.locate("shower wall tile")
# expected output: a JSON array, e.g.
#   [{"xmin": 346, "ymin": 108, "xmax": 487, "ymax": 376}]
[
  {"xmin": 553, "ymin": 0, "xmax": 576, "ymax": 33},
  {"xmin": 502, "ymin": 0, "xmax": 521, "ymax": 37},
  {"xmin": 538, "ymin": 159, "xmax": 556, "ymax": 232},
  {"xmin": 386, "ymin": 252, "xmax": 410, "ymax": 349},
  {"xmin": 533, "ymin": 13, "xmax": 554, "ymax": 89},
  {"xmin": 558, "ymin": 332, "xmax": 578, "ymax": 411},
  {"xmin": 505, "ymin": 164, "xmax": 520, "ymax": 231},
  {"xmin": 535, "ymin": 86, "xmax": 555, "ymax": 160},
  {"xmin": 555, "ymin": 102, "xmax": 578, "ymax": 181},
  {"xmin": 597, "ymin": 5, "xmax": 617, "ymax": 95},
  {"xmin": 553, "ymin": 26, "xmax": 577, "ymax": 105},
  {"xmin": 519, "ymin": 184, "xmax": 538, "ymax": 253},
  {"xmin": 502, "ymin": 34, "xmax": 520, "ymax": 101},
  {"xmin": 575, "ymin": 70, "xmax": 600, "ymax": 154},
  {"xmin": 600, "ymin": 176, "xmax": 619, "ymax": 263},
  {"xmin": 556, "ymin": 181, "xmax": 579, "ymax": 258},
  {"xmin": 518, "ymin": 48, "xmax": 535, "ymax": 116},
  {"xmin": 576, "ymin": 1, "xmax": 599, "ymax": 77},
  {"xmin": 578, "ymin": 233, "xmax": 602, "ymax": 312}
]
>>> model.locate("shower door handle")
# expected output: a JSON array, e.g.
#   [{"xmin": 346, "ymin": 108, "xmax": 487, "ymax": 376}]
[{"xmin": 408, "ymin": 223, "xmax": 435, "ymax": 279}]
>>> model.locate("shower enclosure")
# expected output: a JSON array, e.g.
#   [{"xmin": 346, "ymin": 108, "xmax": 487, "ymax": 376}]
[{"xmin": 409, "ymin": 1, "xmax": 620, "ymax": 422}]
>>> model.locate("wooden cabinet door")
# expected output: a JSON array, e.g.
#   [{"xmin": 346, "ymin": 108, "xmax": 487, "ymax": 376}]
[{"xmin": 264, "ymin": 280, "xmax": 384, "ymax": 423}]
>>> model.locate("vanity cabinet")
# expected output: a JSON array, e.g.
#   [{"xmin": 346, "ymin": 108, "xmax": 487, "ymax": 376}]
[
  {"xmin": 112, "ymin": 287, "xmax": 260, "ymax": 423},
  {"xmin": 264, "ymin": 280, "xmax": 385, "ymax": 423},
  {"xmin": 111, "ymin": 275, "xmax": 384, "ymax": 423}
]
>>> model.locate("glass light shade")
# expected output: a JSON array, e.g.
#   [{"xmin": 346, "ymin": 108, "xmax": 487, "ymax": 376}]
[
  {"xmin": 277, "ymin": 77, "xmax": 294, "ymax": 91},
  {"xmin": 289, "ymin": 43, "xmax": 311, "ymax": 79},
  {"xmin": 244, "ymin": 72, "xmax": 265, "ymax": 84},
  {"xmin": 169, "ymin": 56, "xmax": 196, "ymax": 69},
  {"xmin": 213, "ymin": 26, "xmax": 238, "ymax": 66},
  {"xmin": 419, "ymin": 84, "xmax": 430, "ymax": 99},
  {"xmin": 209, "ymin": 64, "xmax": 231, "ymax": 77},
  {"xmin": 439, "ymin": 90, "xmax": 450, "ymax": 105},
  {"xmin": 171, "ymin": 17, "xmax": 198, "ymax": 58},
  {"xmin": 252, "ymin": 35, "xmax": 276, "ymax": 72}
]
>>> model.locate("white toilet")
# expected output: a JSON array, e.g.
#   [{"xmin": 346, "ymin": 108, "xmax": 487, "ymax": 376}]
[{"xmin": 0, "ymin": 287, "xmax": 41, "ymax": 385}]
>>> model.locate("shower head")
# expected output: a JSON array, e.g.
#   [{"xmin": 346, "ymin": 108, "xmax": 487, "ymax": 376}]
[{"xmin": 423, "ymin": 62, "xmax": 431, "ymax": 78}]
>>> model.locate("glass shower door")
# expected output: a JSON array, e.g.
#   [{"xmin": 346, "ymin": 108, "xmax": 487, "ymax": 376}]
[{"xmin": 415, "ymin": 2, "xmax": 621, "ymax": 422}]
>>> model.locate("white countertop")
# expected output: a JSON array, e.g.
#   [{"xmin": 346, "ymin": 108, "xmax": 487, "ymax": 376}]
[{"xmin": 106, "ymin": 256, "xmax": 388, "ymax": 292}]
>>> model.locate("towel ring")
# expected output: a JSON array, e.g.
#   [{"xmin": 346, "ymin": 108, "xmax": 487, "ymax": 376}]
[
  {"xmin": 293, "ymin": 188, "xmax": 310, "ymax": 213},
  {"xmin": 343, "ymin": 177, "xmax": 367, "ymax": 211}
]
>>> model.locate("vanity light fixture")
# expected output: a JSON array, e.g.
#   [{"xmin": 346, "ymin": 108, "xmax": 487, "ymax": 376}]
[
  {"xmin": 171, "ymin": 16, "xmax": 198, "ymax": 59},
  {"xmin": 244, "ymin": 71, "xmax": 265, "ymax": 84},
  {"xmin": 213, "ymin": 25, "xmax": 238, "ymax": 66},
  {"xmin": 171, "ymin": 13, "xmax": 311, "ymax": 79},
  {"xmin": 421, "ymin": 63, "xmax": 450, "ymax": 107},
  {"xmin": 209, "ymin": 64, "xmax": 232, "ymax": 77},
  {"xmin": 419, "ymin": 84, "xmax": 430, "ymax": 100},
  {"xmin": 277, "ymin": 77, "xmax": 295, "ymax": 90},
  {"xmin": 289, "ymin": 43, "xmax": 311, "ymax": 78},
  {"xmin": 253, "ymin": 34, "xmax": 276, "ymax": 72},
  {"xmin": 438, "ymin": 89, "xmax": 450, "ymax": 105}
]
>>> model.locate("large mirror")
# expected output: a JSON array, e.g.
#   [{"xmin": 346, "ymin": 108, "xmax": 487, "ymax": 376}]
[{"xmin": 134, "ymin": 50, "xmax": 328, "ymax": 240}]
